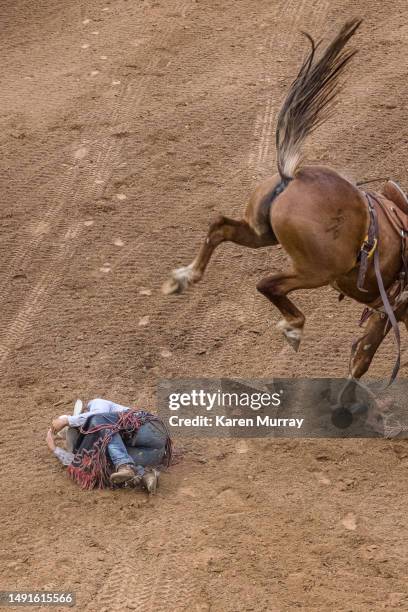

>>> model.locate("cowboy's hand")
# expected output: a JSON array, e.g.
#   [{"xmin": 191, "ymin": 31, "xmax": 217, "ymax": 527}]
[
  {"xmin": 51, "ymin": 415, "xmax": 69, "ymax": 434},
  {"xmin": 46, "ymin": 428, "xmax": 56, "ymax": 452}
]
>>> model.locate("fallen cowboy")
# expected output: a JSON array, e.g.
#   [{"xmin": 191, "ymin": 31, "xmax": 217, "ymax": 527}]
[{"xmin": 46, "ymin": 398, "xmax": 173, "ymax": 493}]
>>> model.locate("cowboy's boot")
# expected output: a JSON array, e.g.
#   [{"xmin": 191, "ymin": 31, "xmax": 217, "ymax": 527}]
[
  {"xmin": 110, "ymin": 464, "xmax": 136, "ymax": 484},
  {"xmin": 141, "ymin": 468, "xmax": 159, "ymax": 494}
]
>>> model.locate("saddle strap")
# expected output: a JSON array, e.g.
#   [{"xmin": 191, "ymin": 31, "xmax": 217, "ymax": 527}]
[
  {"xmin": 367, "ymin": 193, "xmax": 401, "ymax": 386},
  {"xmin": 357, "ymin": 196, "xmax": 377, "ymax": 292}
]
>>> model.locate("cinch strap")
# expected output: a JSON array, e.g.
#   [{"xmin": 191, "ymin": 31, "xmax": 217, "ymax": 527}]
[{"xmin": 365, "ymin": 193, "xmax": 401, "ymax": 386}]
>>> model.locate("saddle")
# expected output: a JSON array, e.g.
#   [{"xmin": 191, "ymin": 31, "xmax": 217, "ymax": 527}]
[{"xmin": 382, "ymin": 180, "xmax": 408, "ymax": 216}]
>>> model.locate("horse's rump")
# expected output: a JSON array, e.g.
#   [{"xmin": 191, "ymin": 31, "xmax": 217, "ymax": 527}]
[{"xmin": 269, "ymin": 165, "xmax": 368, "ymax": 275}]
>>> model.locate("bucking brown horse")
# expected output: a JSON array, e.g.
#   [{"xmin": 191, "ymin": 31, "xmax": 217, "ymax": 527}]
[{"xmin": 163, "ymin": 19, "xmax": 408, "ymax": 393}]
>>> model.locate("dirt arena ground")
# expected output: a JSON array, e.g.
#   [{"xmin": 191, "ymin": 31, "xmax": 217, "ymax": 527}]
[{"xmin": 2, "ymin": 0, "xmax": 408, "ymax": 610}]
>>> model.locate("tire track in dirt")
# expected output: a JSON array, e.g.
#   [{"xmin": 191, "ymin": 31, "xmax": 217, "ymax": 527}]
[
  {"xmin": 0, "ymin": 0, "xmax": 193, "ymax": 369},
  {"xmin": 247, "ymin": 0, "xmax": 307, "ymax": 179},
  {"xmin": 249, "ymin": 0, "xmax": 330, "ymax": 183},
  {"xmin": 85, "ymin": 530, "xmax": 199, "ymax": 612},
  {"xmin": 247, "ymin": 0, "xmax": 331, "ymax": 180}
]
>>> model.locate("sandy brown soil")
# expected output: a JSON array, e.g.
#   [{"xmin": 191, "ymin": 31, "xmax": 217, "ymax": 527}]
[{"xmin": 2, "ymin": 0, "xmax": 408, "ymax": 610}]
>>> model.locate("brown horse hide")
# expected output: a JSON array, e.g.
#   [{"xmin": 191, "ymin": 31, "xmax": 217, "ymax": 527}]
[{"xmin": 269, "ymin": 165, "xmax": 404, "ymax": 307}]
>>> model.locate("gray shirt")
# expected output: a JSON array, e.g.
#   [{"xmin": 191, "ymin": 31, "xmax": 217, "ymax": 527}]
[
  {"xmin": 54, "ymin": 447, "xmax": 75, "ymax": 466},
  {"xmin": 67, "ymin": 398, "xmax": 130, "ymax": 428},
  {"xmin": 53, "ymin": 398, "xmax": 131, "ymax": 466}
]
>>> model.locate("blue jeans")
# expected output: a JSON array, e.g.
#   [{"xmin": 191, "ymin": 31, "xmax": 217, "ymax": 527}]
[
  {"xmin": 126, "ymin": 421, "xmax": 167, "ymax": 467},
  {"xmin": 84, "ymin": 413, "xmax": 166, "ymax": 475}
]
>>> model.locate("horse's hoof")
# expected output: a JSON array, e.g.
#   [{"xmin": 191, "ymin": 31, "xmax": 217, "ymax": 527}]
[
  {"xmin": 162, "ymin": 276, "xmax": 182, "ymax": 295},
  {"xmin": 276, "ymin": 320, "xmax": 302, "ymax": 352},
  {"xmin": 284, "ymin": 332, "xmax": 301, "ymax": 352},
  {"xmin": 331, "ymin": 407, "xmax": 353, "ymax": 429},
  {"xmin": 162, "ymin": 265, "xmax": 200, "ymax": 295}
]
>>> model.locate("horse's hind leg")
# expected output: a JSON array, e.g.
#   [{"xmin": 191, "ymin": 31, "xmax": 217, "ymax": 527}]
[
  {"xmin": 162, "ymin": 215, "xmax": 275, "ymax": 294},
  {"xmin": 256, "ymin": 269, "xmax": 329, "ymax": 352}
]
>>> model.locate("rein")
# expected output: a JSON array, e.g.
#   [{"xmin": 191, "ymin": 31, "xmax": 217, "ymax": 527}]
[{"xmin": 356, "ymin": 192, "xmax": 405, "ymax": 385}]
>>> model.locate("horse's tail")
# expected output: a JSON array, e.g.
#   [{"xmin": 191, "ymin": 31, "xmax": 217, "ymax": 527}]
[{"xmin": 275, "ymin": 19, "xmax": 362, "ymax": 181}]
